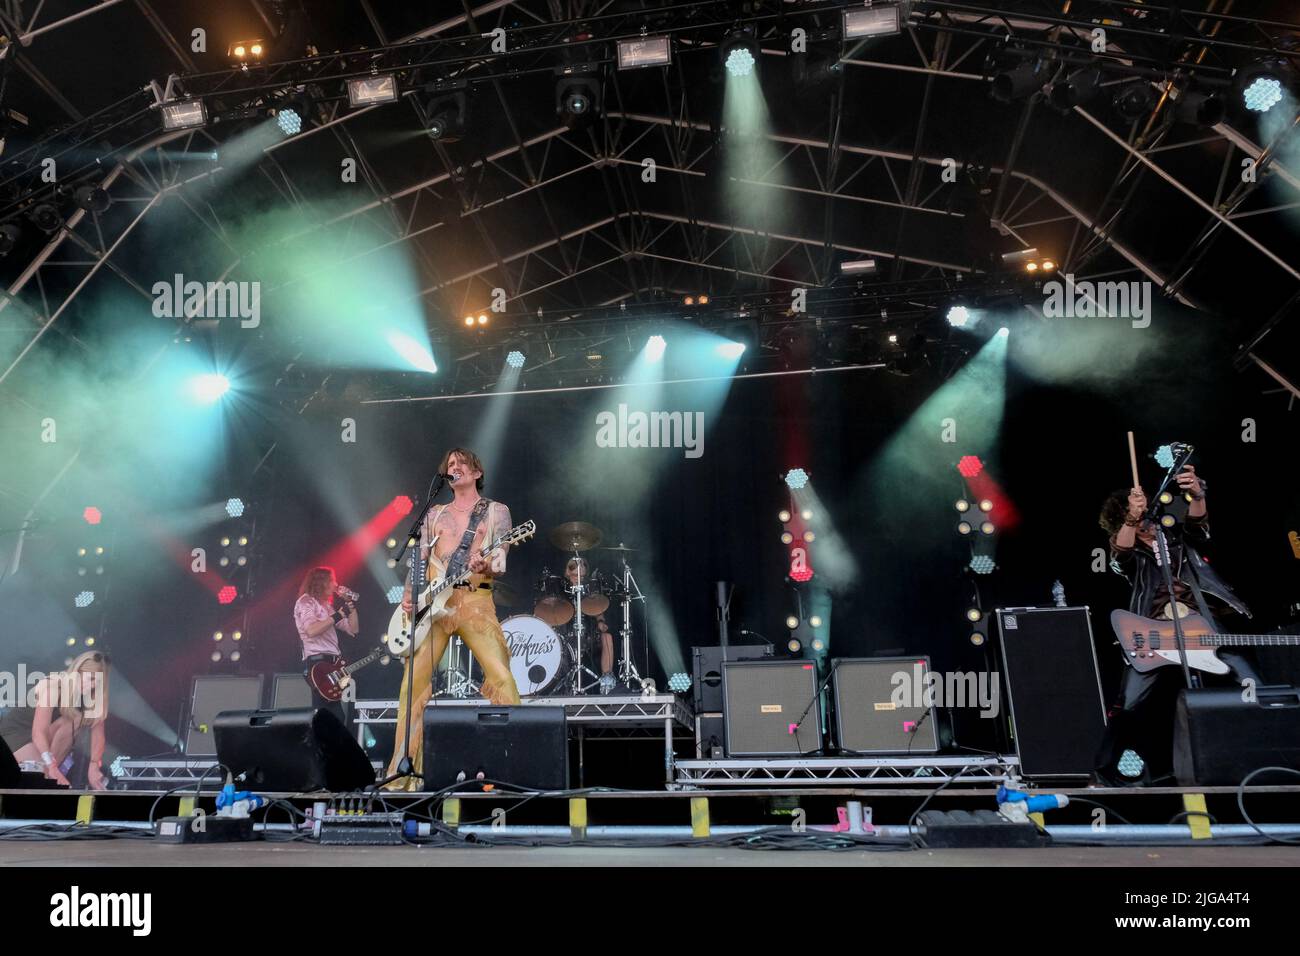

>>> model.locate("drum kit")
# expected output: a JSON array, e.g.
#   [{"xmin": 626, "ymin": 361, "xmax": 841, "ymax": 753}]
[{"xmin": 434, "ymin": 520, "xmax": 648, "ymax": 698}]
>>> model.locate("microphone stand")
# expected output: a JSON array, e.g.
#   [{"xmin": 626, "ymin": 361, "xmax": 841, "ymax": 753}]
[
  {"xmin": 791, "ymin": 658, "xmax": 840, "ymax": 755},
  {"xmin": 1144, "ymin": 446, "xmax": 1199, "ymax": 692},
  {"xmin": 372, "ymin": 472, "xmax": 445, "ymax": 791}
]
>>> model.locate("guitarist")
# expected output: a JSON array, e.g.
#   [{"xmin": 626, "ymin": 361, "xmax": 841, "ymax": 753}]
[
  {"xmin": 386, "ymin": 448, "xmax": 522, "ymax": 785},
  {"xmin": 1093, "ymin": 464, "xmax": 1258, "ymax": 783},
  {"xmin": 294, "ymin": 566, "xmax": 361, "ymax": 726}
]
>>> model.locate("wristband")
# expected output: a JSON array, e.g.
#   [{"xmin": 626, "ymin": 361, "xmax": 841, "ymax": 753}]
[
  {"xmin": 1123, "ymin": 514, "xmax": 1142, "ymax": 527},
  {"xmin": 41, "ymin": 751, "xmax": 54, "ymax": 767}
]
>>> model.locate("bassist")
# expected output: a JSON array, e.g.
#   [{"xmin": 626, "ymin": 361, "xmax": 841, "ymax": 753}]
[{"xmin": 1093, "ymin": 465, "xmax": 1259, "ymax": 783}]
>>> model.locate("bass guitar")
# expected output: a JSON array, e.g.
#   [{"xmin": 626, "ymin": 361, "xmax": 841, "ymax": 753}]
[{"xmin": 1111, "ymin": 609, "xmax": 1300, "ymax": 674}]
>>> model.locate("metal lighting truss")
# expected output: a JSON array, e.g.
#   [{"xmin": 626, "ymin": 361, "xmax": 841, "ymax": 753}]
[
  {"xmin": 0, "ymin": 0, "xmax": 1297, "ymax": 397},
  {"xmin": 673, "ymin": 754, "xmax": 1020, "ymax": 788}
]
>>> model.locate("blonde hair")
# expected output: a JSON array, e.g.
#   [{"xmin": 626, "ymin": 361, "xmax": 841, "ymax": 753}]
[{"xmin": 41, "ymin": 651, "xmax": 109, "ymax": 730}]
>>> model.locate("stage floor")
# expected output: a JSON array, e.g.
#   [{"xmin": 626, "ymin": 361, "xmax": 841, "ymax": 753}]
[{"xmin": 1, "ymin": 842, "xmax": 1298, "ymax": 867}]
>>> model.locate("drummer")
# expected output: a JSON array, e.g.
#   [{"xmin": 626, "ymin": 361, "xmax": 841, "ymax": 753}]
[{"xmin": 565, "ymin": 557, "xmax": 615, "ymax": 692}]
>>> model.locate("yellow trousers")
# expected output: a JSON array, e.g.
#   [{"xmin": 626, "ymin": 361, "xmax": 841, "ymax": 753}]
[{"xmin": 385, "ymin": 589, "xmax": 521, "ymax": 788}]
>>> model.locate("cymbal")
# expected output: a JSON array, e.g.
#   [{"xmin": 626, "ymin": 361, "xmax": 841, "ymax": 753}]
[
  {"xmin": 549, "ymin": 521, "xmax": 603, "ymax": 552},
  {"xmin": 533, "ymin": 596, "xmax": 574, "ymax": 627},
  {"xmin": 491, "ymin": 580, "xmax": 519, "ymax": 607},
  {"xmin": 598, "ymin": 544, "xmax": 638, "ymax": 552},
  {"xmin": 581, "ymin": 593, "xmax": 610, "ymax": 617}
]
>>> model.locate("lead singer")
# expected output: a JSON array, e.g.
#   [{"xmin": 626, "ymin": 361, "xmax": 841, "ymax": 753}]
[{"xmin": 385, "ymin": 448, "xmax": 521, "ymax": 787}]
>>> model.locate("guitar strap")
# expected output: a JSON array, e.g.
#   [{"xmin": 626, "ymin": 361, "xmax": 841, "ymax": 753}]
[
  {"xmin": 444, "ymin": 498, "xmax": 492, "ymax": 582},
  {"xmin": 1181, "ymin": 546, "xmax": 1217, "ymax": 626}
]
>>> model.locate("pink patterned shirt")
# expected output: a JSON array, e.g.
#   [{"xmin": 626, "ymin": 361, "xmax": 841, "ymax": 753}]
[{"xmin": 294, "ymin": 593, "xmax": 355, "ymax": 660}]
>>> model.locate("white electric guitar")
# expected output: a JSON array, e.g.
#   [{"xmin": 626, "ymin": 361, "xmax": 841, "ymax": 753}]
[{"xmin": 385, "ymin": 520, "xmax": 536, "ymax": 657}]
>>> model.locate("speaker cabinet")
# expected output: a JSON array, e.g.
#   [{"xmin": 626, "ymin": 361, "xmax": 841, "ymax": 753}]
[
  {"xmin": 269, "ymin": 673, "xmax": 313, "ymax": 711},
  {"xmin": 0, "ymin": 734, "xmax": 20, "ymax": 788},
  {"xmin": 996, "ymin": 606, "xmax": 1106, "ymax": 778},
  {"xmin": 723, "ymin": 660, "xmax": 822, "ymax": 756},
  {"xmin": 1174, "ymin": 686, "xmax": 1300, "ymax": 786},
  {"xmin": 695, "ymin": 713, "xmax": 724, "ymax": 758},
  {"xmin": 186, "ymin": 675, "xmax": 264, "ymax": 756},
  {"xmin": 422, "ymin": 705, "xmax": 567, "ymax": 791},
  {"xmin": 692, "ymin": 644, "xmax": 774, "ymax": 715},
  {"xmin": 213, "ymin": 707, "xmax": 374, "ymax": 792},
  {"xmin": 832, "ymin": 657, "xmax": 940, "ymax": 754}
]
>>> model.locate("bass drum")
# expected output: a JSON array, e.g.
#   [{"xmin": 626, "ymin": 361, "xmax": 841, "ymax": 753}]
[{"xmin": 501, "ymin": 615, "xmax": 572, "ymax": 697}]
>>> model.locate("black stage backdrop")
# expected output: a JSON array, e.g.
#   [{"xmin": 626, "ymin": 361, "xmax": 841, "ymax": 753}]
[{"xmin": 30, "ymin": 316, "xmax": 1298, "ymax": 762}]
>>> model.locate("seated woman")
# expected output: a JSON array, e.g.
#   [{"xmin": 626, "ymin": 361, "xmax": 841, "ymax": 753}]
[{"xmin": 0, "ymin": 651, "xmax": 110, "ymax": 789}]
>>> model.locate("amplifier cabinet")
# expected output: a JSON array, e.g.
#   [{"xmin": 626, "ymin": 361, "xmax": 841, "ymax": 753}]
[{"xmin": 723, "ymin": 659, "xmax": 822, "ymax": 756}]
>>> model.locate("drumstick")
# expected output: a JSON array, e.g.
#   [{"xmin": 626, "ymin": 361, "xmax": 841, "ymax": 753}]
[{"xmin": 1126, "ymin": 431, "xmax": 1140, "ymax": 489}]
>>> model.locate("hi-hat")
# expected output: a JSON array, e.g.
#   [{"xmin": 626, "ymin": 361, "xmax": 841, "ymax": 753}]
[{"xmin": 549, "ymin": 521, "xmax": 603, "ymax": 551}]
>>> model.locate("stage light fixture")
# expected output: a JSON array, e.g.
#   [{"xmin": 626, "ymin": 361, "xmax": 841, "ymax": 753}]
[
  {"xmin": 970, "ymin": 555, "xmax": 995, "ymax": 575},
  {"xmin": 75, "ymin": 591, "xmax": 95, "ymax": 608},
  {"xmin": 229, "ymin": 39, "xmax": 266, "ymax": 62},
  {"xmin": 213, "ymin": 631, "xmax": 223, "ymax": 642},
  {"xmin": 966, "ymin": 608, "xmax": 982, "ymax": 622},
  {"xmin": 809, "ymin": 615, "xmax": 823, "ymax": 628},
  {"xmin": 1174, "ymin": 89, "xmax": 1225, "ymax": 127},
  {"xmin": 803, "ymin": 531, "xmax": 816, "ymax": 543},
  {"xmin": 1160, "ymin": 514, "xmax": 1177, "ymax": 529},
  {"xmin": 506, "ymin": 350, "xmax": 525, "ymax": 369},
  {"xmin": 840, "ymin": 258, "xmax": 877, "ymax": 275},
  {"xmin": 684, "ymin": 296, "xmax": 695, "ymax": 306},
  {"xmin": 955, "ymin": 499, "xmax": 971, "ymax": 513},
  {"xmin": 218, "ymin": 585, "xmax": 238, "ymax": 605},
  {"xmin": 787, "ymin": 638, "xmax": 802, "ymax": 654},
  {"xmin": 946, "ymin": 305, "xmax": 970, "ymax": 328},
  {"xmin": 386, "ymin": 537, "xmax": 398, "ymax": 549},
  {"xmin": 778, "ymin": 510, "xmax": 791, "ymax": 523},
  {"xmin": 464, "ymin": 315, "xmax": 475, "ymax": 326},
  {"xmin": 786, "ymin": 616, "xmax": 800, "ymax": 629},
  {"xmin": 980, "ymin": 520, "xmax": 996, "ymax": 535},
  {"xmin": 220, "ymin": 537, "xmax": 231, "ymax": 548},
  {"xmin": 843, "ymin": 5, "xmax": 900, "ymax": 39},
  {"xmin": 29, "ymin": 202, "xmax": 61, "ymax": 233},
  {"xmin": 348, "ymin": 74, "xmax": 398, "ymax": 108},
  {"xmin": 219, "ymin": 556, "xmax": 230, "ymax": 568},
  {"xmin": 478, "ymin": 314, "xmax": 488, "ymax": 326},
  {"xmin": 646, "ymin": 334, "xmax": 667, "ymax": 360},
  {"xmin": 781, "ymin": 532, "xmax": 794, "ymax": 545},
  {"xmin": 232, "ymin": 631, "xmax": 242, "ymax": 641},
  {"xmin": 617, "ymin": 35, "xmax": 672, "ymax": 71},
  {"xmin": 0, "ymin": 221, "xmax": 20, "ymax": 255},
  {"xmin": 958, "ymin": 455, "xmax": 983, "ymax": 477},
  {"xmin": 969, "ymin": 631, "xmax": 986, "ymax": 647},
  {"xmin": 1118, "ymin": 749, "xmax": 1145, "ymax": 778},
  {"xmin": 699, "ymin": 295, "xmax": 709, "ymax": 305},
  {"xmin": 1113, "ymin": 82, "xmax": 1158, "ymax": 120},
  {"xmin": 66, "ymin": 637, "xmax": 77, "ymax": 647},
  {"xmin": 1243, "ymin": 76, "xmax": 1284, "ymax": 113},
  {"xmin": 276, "ymin": 107, "xmax": 303, "ymax": 136},
  {"xmin": 230, "ymin": 650, "xmax": 241, "ymax": 663},
  {"xmin": 1026, "ymin": 261, "xmax": 1039, "ymax": 273},
  {"xmin": 83, "ymin": 507, "xmax": 102, "ymax": 525},
  {"xmin": 225, "ymin": 498, "xmax": 245, "ymax": 517},
  {"xmin": 1158, "ymin": 490, "xmax": 1174, "ymax": 505},
  {"xmin": 212, "ymin": 651, "xmax": 223, "ymax": 663},
  {"xmin": 784, "ymin": 468, "xmax": 809, "ymax": 490},
  {"xmin": 72, "ymin": 186, "xmax": 110, "ymax": 214},
  {"xmin": 667, "ymin": 672, "xmax": 691, "ymax": 693},
  {"xmin": 888, "ymin": 334, "xmax": 898, "ymax": 344},
  {"xmin": 1049, "ymin": 66, "xmax": 1102, "ymax": 111},
  {"xmin": 387, "ymin": 558, "xmax": 398, "ymax": 569},
  {"xmin": 1154, "ymin": 444, "xmax": 1175, "ymax": 469},
  {"xmin": 789, "ymin": 566, "xmax": 814, "ymax": 583},
  {"xmin": 721, "ymin": 29, "xmax": 758, "ymax": 78},
  {"xmin": 957, "ymin": 521, "xmax": 973, "ymax": 535},
  {"xmin": 386, "ymin": 586, "xmax": 404, "ymax": 605},
  {"xmin": 555, "ymin": 66, "xmax": 601, "ymax": 127},
  {"xmin": 391, "ymin": 495, "xmax": 414, "ymax": 516},
  {"xmin": 425, "ymin": 84, "xmax": 467, "ymax": 141},
  {"xmin": 801, "ymin": 509, "xmax": 813, "ymax": 521},
  {"xmin": 188, "ymin": 373, "xmax": 230, "ymax": 403},
  {"xmin": 1041, "ymin": 259, "xmax": 1056, "ymax": 271},
  {"xmin": 160, "ymin": 99, "xmax": 207, "ymax": 131},
  {"xmin": 978, "ymin": 499, "xmax": 993, "ymax": 512},
  {"xmin": 992, "ymin": 59, "xmax": 1050, "ymax": 103},
  {"xmin": 997, "ymin": 327, "xmax": 1010, "ymax": 338}
]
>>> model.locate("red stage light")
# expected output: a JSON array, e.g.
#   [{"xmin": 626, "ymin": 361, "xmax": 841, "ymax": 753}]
[
  {"xmin": 957, "ymin": 455, "xmax": 984, "ymax": 478},
  {"xmin": 83, "ymin": 507, "xmax": 102, "ymax": 525},
  {"xmin": 390, "ymin": 495, "xmax": 414, "ymax": 516},
  {"xmin": 790, "ymin": 565, "xmax": 814, "ymax": 583},
  {"xmin": 217, "ymin": 585, "xmax": 238, "ymax": 605}
]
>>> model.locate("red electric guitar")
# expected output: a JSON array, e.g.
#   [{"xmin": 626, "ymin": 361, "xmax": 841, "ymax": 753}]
[{"xmin": 307, "ymin": 646, "xmax": 387, "ymax": 702}]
